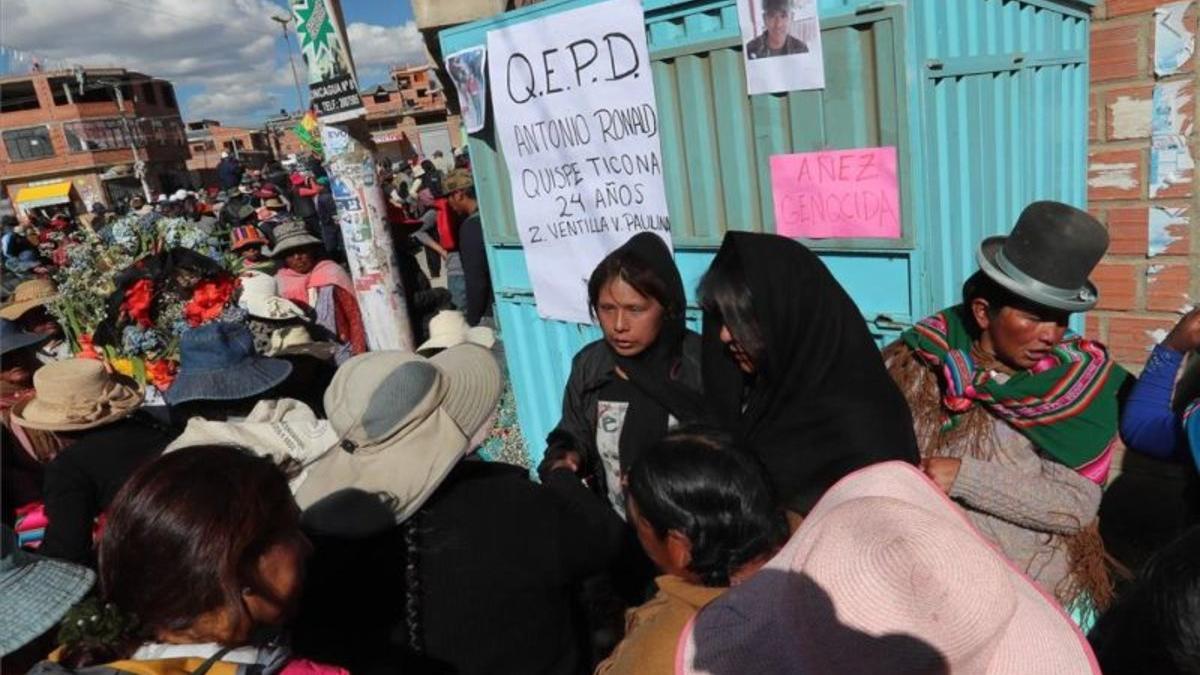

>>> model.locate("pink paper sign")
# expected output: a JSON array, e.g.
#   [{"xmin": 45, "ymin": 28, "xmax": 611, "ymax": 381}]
[{"xmin": 770, "ymin": 146, "xmax": 901, "ymax": 239}]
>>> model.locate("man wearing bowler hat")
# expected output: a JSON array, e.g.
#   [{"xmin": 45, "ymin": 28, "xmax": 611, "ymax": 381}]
[{"xmin": 882, "ymin": 201, "xmax": 1130, "ymax": 624}]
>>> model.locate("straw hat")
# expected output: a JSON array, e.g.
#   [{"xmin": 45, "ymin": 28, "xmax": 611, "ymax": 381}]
[
  {"xmin": 417, "ymin": 310, "xmax": 496, "ymax": 353},
  {"xmin": 11, "ymin": 360, "xmax": 143, "ymax": 432},
  {"xmin": 678, "ymin": 461, "xmax": 1100, "ymax": 675},
  {"xmin": 0, "ymin": 279, "xmax": 59, "ymax": 321}
]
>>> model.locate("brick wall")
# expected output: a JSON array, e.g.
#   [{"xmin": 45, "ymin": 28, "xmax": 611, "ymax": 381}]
[{"xmin": 1087, "ymin": 0, "xmax": 1199, "ymax": 368}]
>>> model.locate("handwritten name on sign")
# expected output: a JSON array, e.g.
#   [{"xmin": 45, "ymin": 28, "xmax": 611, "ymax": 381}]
[
  {"xmin": 770, "ymin": 147, "xmax": 901, "ymax": 239},
  {"xmin": 488, "ymin": 0, "xmax": 672, "ymax": 323}
]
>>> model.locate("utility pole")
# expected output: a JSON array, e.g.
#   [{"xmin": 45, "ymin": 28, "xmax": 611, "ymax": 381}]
[
  {"xmin": 272, "ymin": 15, "xmax": 307, "ymax": 115},
  {"xmin": 111, "ymin": 85, "xmax": 153, "ymax": 202},
  {"xmin": 291, "ymin": 0, "xmax": 413, "ymax": 351}
]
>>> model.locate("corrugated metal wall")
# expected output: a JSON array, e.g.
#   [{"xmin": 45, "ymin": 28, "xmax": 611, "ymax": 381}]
[
  {"xmin": 910, "ymin": 0, "xmax": 1091, "ymax": 313},
  {"xmin": 441, "ymin": 0, "xmax": 1093, "ymax": 466}
]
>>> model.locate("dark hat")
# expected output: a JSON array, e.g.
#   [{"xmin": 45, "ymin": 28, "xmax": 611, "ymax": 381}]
[
  {"xmin": 976, "ymin": 201, "xmax": 1108, "ymax": 313},
  {"xmin": 165, "ymin": 322, "xmax": 292, "ymax": 406},
  {"xmin": 0, "ymin": 318, "xmax": 48, "ymax": 356}
]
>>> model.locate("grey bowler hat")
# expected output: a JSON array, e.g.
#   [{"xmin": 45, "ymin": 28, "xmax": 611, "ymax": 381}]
[{"xmin": 976, "ymin": 201, "xmax": 1108, "ymax": 313}]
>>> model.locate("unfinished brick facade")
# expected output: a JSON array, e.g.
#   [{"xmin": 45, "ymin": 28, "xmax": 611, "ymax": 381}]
[{"xmin": 1087, "ymin": 0, "xmax": 1200, "ymax": 368}]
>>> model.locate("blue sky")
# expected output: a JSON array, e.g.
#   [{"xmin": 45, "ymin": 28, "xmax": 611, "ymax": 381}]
[{"xmin": 0, "ymin": 0, "xmax": 425, "ymax": 125}]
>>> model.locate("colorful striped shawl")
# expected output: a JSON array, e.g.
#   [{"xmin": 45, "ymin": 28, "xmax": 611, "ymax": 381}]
[{"xmin": 901, "ymin": 307, "xmax": 1130, "ymax": 481}]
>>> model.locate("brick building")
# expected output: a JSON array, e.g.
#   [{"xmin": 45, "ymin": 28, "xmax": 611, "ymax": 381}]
[
  {"xmin": 359, "ymin": 64, "xmax": 462, "ymax": 167},
  {"xmin": 185, "ymin": 119, "xmax": 274, "ymax": 188},
  {"xmin": 0, "ymin": 68, "xmax": 190, "ymax": 216},
  {"xmin": 1087, "ymin": 0, "xmax": 1199, "ymax": 368}
]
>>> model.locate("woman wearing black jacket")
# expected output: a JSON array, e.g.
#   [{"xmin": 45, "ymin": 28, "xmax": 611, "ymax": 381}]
[{"xmin": 538, "ymin": 233, "xmax": 703, "ymax": 518}]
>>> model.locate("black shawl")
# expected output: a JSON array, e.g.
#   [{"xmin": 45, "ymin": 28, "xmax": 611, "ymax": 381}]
[{"xmin": 702, "ymin": 232, "xmax": 918, "ymax": 514}]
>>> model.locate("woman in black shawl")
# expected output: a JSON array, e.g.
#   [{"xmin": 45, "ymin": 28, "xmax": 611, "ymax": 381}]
[
  {"xmin": 538, "ymin": 232, "xmax": 702, "ymax": 518},
  {"xmin": 699, "ymin": 232, "xmax": 918, "ymax": 516}
]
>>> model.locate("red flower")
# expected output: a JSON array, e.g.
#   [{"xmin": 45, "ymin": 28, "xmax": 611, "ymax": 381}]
[
  {"xmin": 183, "ymin": 276, "xmax": 236, "ymax": 327},
  {"xmin": 146, "ymin": 359, "xmax": 177, "ymax": 389},
  {"xmin": 121, "ymin": 279, "xmax": 155, "ymax": 328},
  {"xmin": 75, "ymin": 333, "xmax": 100, "ymax": 360}
]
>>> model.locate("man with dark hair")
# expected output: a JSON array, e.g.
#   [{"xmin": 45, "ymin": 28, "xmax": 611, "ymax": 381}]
[
  {"xmin": 883, "ymin": 201, "xmax": 1129, "ymax": 624},
  {"xmin": 444, "ymin": 168, "xmax": 492, "ymax": 326},
  {"xmin": 745, "ymin": 0, "xmax": 808, "ymax": 59}
]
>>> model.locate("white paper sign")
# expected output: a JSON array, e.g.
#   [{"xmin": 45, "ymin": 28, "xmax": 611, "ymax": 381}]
[
  {"xmin": 738, "ymin": 0, "xmax": 825, "ymax": 95},
  {"xmin": 487, "ymin": 0, "xmax": 672, "ymax": 324}
]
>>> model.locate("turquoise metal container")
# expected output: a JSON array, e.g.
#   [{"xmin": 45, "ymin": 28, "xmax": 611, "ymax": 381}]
[{"xmin": 440, "ymin": 0, "xmax": 1094, "ymax": 466}]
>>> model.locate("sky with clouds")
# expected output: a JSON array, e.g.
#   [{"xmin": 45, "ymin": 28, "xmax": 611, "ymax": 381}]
[{"xmin": 0, "ymin": 0, "xmax": 427, "ymax": 126}]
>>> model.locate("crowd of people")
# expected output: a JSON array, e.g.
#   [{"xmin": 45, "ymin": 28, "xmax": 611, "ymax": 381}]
[{"xmin": 2, "ymin": 191, "xmax": 1199, "ymax": 675}]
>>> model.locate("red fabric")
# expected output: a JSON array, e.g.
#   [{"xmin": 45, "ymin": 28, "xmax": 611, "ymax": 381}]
[
  {"xmin": 276, "ymin": 260, "xmax": 365, "ymax": 353},
  {"xmin": 435, "ymin": 198, "xmax": 457, "ymax": 251},
  {"xmin": 333, "ymin": 286, "xmax": 368, "ymax": 355}
]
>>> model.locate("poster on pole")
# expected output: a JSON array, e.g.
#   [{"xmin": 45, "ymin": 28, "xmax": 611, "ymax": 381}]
[
  {"xmin": 738, "ymin": 0, "xmax": 825, "ymax": 95},
  {"xmin": 445, "ymin": 46, "xmax": 488, "ymax": 134},
  {"xmin": 292, "ymin": 0, "xmax": 365, "ymax": 123},
  {"xmin": 487, "ymin": 0, "xmax": 672, "ymax": 324}
]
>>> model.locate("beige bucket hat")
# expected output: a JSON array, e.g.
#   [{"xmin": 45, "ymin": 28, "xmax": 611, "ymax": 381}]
[
  {"xmin": 416, "ymin": 310, "xmax": 496, "ymax": 353},
  {"xmin": 295, "ymin": 344, "xmax": 502, "ymax": 534},
  {"xmin": 11, "ymin": 359, "xmax": 143, "ymax": 432}
]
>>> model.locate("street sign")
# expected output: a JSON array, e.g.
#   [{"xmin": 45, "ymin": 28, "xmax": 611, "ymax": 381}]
[{"xmin": 291, "ymin": 0, "xmax": 364, "ymax": 123}]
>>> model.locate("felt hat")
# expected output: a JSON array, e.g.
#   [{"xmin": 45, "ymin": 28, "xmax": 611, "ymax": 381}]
[
  {"xmin": 261, "ymin": 196, "xmax": 287, "ymax": 210},
  {"xmin": 230, "ymin": 225, "xmax": 269, "ymax": 252},
  {"xmin": 977, "ymin": 201, "xmax": 1108, "ymax": 312},
  {"xmin": 0, "ymin": 318, "xmax": 48, "ymax": 357},
  {"xmin": 231, "ymin": 203, "xmax": 258, "ymax": 224},
  {"xmin": 165, "ymin": 322, "xmax": 292, "ymax": 406},
  {"xmin": 11, "ymin": 359, "xmax": 143, "ymax": 432},
  {"xmin": 295, "ymin": 344, "xmax": 502, "ymax": 534},
  {"xmin": 0, "ymin": 525, "xmax": 95, "ymax": 656},
  {"xmin": 268, "ymin": 220, "xmax": 322, "ymax": 258},
  {"xmin": 678, "ymin": 461, "xmax": 1100, "ymax": 675},
  {"xmin": 443, "ymin": 168, "xmax": 473, "ymax": 193},
  {"xmin": 417, "ymin": 310, "xmax": 496, "ymax": 353},
  {"xmin": 238, "ymin": 271, "xmax": 306, "ymax": 321},
  {"xmin": 0, "ymin": 278, "xmax": 59, "ymax": 321}
]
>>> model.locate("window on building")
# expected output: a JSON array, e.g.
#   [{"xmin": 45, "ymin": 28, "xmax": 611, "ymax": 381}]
[
  {"xmin": 142, "ymin": 82, "xmax": 158, "ymax": 105},
  {"xmin": 192, "ymin": 143, "xmax": 206, "ymax": 153},
  {"xmin": 72, "ymin": 85, "xmax": 117, "ymax": 104},
  {"xmin": 49, "ymin": 77, "xmax": 76, "ymax": 105},
  {"xmin": 160, "ymin": 84, "xmax": 177, "ymax": 110},
  {"xmin": 235, "ymin": 139, "xmax": 245, "ymax": 149},
  {"xmin": 3, "ymin": 126, "xmax": 54, "ymax": 160},
  {"xmin": 0, "ymin": 80, "xmax": 40, "ymax": 113},
  {"xmin": 63, "ymin": 118, "xmax": 133, "ymax": 152}
]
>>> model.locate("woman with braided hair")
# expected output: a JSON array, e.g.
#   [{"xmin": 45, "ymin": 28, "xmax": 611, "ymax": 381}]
[{"xmin": 596, "ymin": 426, "xmax": 787, "ymax": 675}]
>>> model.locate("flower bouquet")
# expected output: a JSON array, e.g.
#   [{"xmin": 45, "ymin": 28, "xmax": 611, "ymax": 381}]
[{"xmin": 48, "ymin": 212, "xmax": 243, "ymax": 391}]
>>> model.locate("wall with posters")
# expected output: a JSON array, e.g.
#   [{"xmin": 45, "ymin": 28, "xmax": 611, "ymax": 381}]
[{"xmin": 441, "ymin": 0, "xmax": 1095, "ymax": 466}]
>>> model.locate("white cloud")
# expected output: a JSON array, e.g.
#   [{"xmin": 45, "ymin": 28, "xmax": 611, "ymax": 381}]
[
  {"xmin": 0, "ymin": 0, "xmax": 425, "ymax": 124},
  {"xmin": 346, "ymin": 21, "xmax": 427, "ymax": 70}
]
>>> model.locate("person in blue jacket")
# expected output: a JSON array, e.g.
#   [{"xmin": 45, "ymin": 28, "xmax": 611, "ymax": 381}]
[{"xmin": 1120, "ymin": 308, "xmax": 1200, "ymax": 463}]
